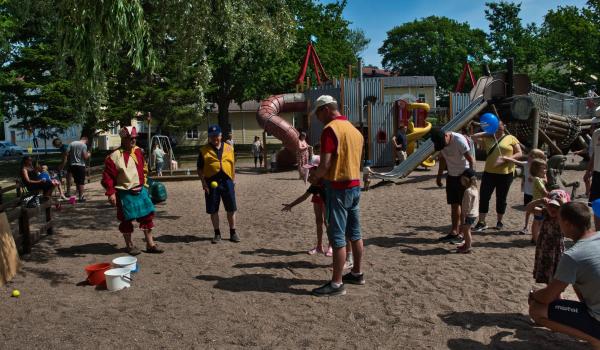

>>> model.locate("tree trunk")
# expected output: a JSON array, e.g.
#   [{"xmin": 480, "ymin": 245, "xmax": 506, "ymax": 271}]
[{"xmin": 217, "ymin": 98, "xmax": 231, "ymax": 135}]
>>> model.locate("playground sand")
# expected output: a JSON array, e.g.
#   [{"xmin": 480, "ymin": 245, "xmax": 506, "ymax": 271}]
[{"xmin": 0, "ymin": 159, "xmax": 591, "ymax": 349}]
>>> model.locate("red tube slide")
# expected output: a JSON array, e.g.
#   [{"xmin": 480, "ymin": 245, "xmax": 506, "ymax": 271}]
[{"xmin": 257, "ymin": 93, "xmax": 307, "ymax": 167}]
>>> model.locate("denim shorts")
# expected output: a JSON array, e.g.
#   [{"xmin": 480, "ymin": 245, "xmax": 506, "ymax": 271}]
[{"xmin": 325, "ymin": 183, "xmax": 361, "ymax": 248}]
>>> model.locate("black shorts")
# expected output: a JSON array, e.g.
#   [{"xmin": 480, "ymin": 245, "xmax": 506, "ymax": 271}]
[
  {"xmin": 548, "ymin": 299, "xmax": 600, "ymax": 340},
  {"xmin": 70, "ymin": 165, "xmax": 86, "ymax": 186},
  {"xmin": 524, "ymin": 193, "xmax": 533, "ymax": 206},
  {"xmin": 590, "ymin": 172, "xmax": 600, "ymax": 202},
  {"xmin": 205, "ymin": 178, "xmax": 237, "ymax": 214},
  {"xmin": 446, "ymin": 175, "xmax": 466, "ymax": 205}
]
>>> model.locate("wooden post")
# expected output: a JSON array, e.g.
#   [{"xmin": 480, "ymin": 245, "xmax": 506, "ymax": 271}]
[
  {"xmin": 531, "ymin": 108, "xmax": 540, "ymax": 149},
  {"xmin": 538, "ymin": 129, "xmax": 563, "ymax": 155},
  {"xmin": 45, "ymin": 203, "xmax": 53, "ymax": 235},
  {"xmin": 263, "ymin": 130, "xmax": 268, "ymax": 172},
  {"xmin": 340, "ymin": 75, "xmax": 345, "ymax": 115},
  {"xmin": 367, "ymin": 102, "xmax": 373, "ymax": 161},
  {"xmin": 348, "ymin": 65, "xmax": 352, "ymax": 80},
  {"xmin": 19, "ymin": 208, "xmax": 31, "ymax": 254}
]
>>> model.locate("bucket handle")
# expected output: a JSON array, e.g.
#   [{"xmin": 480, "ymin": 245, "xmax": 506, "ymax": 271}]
[{"xmin": 121, "ymin": 275, "xmax": 133, "ymax": 283}]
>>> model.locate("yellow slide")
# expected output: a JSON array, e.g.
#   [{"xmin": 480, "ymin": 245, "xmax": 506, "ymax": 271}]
[{"xmin": 406, "ymin": 120, "xmax": 435, "ymax": 168}]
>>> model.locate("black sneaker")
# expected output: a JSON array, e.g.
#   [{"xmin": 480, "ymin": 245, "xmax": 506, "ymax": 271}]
[
  {"xmin": 230, "ymin": 233, "xmax": 240, "ymax": 243},
  {"xmin": 342, "ymin": 272, "xmax": 365, "ymax": 285},
  {"xmin": 473, "ymin": 222, "xmax": 487, "ymax": 232},
  {"xmin": 449, "ymin": 235, "xmax": 465, "ymax": 245},
  {"xmin": 211, "ymin": 234, "xmax": 221, "ymax": 244},
  {"xmin": 438, "ymin": 233, "xmax": 460, "ymax": 242},
  {"xmin": 312, "ymin": 282, "xmax": 346, "ymax": 297},
  {"xmin": 495, "ymin": 222, "xmax": 504, "ymax": 230}
]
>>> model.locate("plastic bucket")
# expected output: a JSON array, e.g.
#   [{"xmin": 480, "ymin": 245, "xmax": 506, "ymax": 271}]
[
  {"xmin": 104, "ymin": 268, "xmax": 132, "ymax": 291},
  {"xmin": 84, "ymin": 263, "xmax": 111, "ymax": 286},
  {"xmin": 112, "ymin": 256, "xmax": 138, "ymax": 273}
]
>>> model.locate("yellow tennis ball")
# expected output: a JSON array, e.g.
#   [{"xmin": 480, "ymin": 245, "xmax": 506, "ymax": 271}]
[
  {"xmin": 210, "ymin": 181, "xmax": 218, "ymax": 189},
  {"xmin": 11, "ymin": 289, "xmax": 20, "ymax": 298}
]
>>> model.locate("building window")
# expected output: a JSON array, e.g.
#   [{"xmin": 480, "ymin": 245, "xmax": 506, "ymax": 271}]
[
  {"xmin": 186, "ymin": 128, "xmax": 199, "ymax": 139},
  {"xmin": 109, "ymin": 123, "xmax": 119, "ymax": 135},
  {"xmin": 417, "ymin": 93, "xmax": 426, "ymax": 103}
]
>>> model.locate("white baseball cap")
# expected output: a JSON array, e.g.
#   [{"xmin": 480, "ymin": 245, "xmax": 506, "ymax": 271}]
[
  {"xmin": 592, "ymin": 116, "xmax": 600, "ymax": 125},
  {"xmin": 311, "ymin": 95, "xmax": 337, "ymax": 115}
]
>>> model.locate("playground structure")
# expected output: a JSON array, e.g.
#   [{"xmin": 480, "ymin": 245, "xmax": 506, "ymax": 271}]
[
  {"xmin": 396, "ymin": 100, "xmax": 435, "ymax": 168},
  {"xmin": 372, "ymin": 59, "xmax": 599, "ymax": 182},
  {"xmin": 149, "ymin": 135, "xmax": 176, "ymax": 175},
  {"xmin": 257, "ymin": 53, "xmax": 599, "ymax": 177}
]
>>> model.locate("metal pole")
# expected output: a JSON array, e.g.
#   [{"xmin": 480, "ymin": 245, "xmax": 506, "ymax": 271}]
[
  {"xmin": 147, "ymin": 112, "xmax": 152, "ymax": 153},
  {"xmin": 358, "ymin": 58, "xmax": 366, "ymax": 162},
  {"xmin": 531, "ymin": 108, "xmax": 540, "ymax": 149},
  {"xmin": 359, "ymin": 58, "xmax": 364, "ymax": 128}
]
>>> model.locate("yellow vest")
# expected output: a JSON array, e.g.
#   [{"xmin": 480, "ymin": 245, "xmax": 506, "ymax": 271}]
[
  {"xmin": 323, "ymin": 119, "xmax": 364, "ymax": 182},
  {"xmin": 200, "ymin": 143, "xmax": 235, "ymax": 179},
  {"xmin": 109, "ymin": 146, "xmax": 146, "ymax": 190}
]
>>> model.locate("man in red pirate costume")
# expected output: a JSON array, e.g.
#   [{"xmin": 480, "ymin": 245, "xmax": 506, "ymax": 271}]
[{"xmin": 102, "ymin": 126, "xmax": 163, "ymax": 255}]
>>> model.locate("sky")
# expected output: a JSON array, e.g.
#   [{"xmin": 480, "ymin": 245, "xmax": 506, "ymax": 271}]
[{"xmin": 319, "ymin": 0, "xmax": 588, "ymax": 67}]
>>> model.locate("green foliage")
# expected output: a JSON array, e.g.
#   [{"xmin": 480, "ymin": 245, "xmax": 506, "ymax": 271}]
[
  {"xmin": 379, "ymin": 16, "xmax": 490, "ymax": 91},
  {"xmin": 484, "ymin": 1, "xmax": 536, "ymax": 69},
  {"xmin": 0, "ymin": 0, "xmax": 77, "ymax": 134},
  {"xmin": 537, "ymin": 5, "xmax": 599, "ymax": 93}
]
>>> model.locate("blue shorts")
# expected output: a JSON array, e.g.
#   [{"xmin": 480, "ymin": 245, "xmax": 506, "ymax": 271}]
[
  {"xmin": 325, "ymin": 183, "xmax": 361, "ymax": 248},
  {"xmin": 548, "ymin": 299, "xmax": 600, "ymax": 340},
  {"xmin": 464, "ymin": 216, "xmax": 476, "ymax": 225},
  {"xmin": 205, "ymin": 178, "xmax": 237, "ymax": 214}
]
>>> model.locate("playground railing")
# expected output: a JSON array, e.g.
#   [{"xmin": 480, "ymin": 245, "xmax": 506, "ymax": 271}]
[{"xmin": 0, "ymin": 182, "xmax": 54, "ymax": 254}]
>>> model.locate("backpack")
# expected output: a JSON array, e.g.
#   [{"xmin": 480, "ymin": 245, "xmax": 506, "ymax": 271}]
[{"xmin": 147, "ymin": 178, "xmax": 167, "ymax": 204}]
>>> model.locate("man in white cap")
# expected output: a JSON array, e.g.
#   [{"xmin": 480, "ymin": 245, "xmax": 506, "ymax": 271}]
[
  {"xmin": 102, "ymin": 126, "xmax": 163, "ymax": 255},
  {"xmin": 586, "ymin": 106, "xmax": 600, "ymax": 230},
  {"xmin": 308, "ymin": 95, "xmax": 365, "ymax": 297}
]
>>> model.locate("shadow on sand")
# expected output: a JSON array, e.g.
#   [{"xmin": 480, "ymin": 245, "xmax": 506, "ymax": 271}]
[
  {"xmin": 195, "ymin": 274, "xmax": 320, "ymax": 295},
  {"xmin": 440, "ymin": 311, "xmax": 589, "ymax": 350}
]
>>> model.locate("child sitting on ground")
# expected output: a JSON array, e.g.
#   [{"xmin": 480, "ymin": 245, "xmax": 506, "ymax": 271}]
[
  {"xmin": 527, "ymin": 189, "xmax": 570, "ymax": 285},
  {"xmin": 528, "ymin": 159, "xmax": 549, "ymax": 243},
  {"xmin": 282, "ymin": 156, "xmax": 332, "ymax": 257},
  {"xmin": 502, "ymin": 148, "xmax": 546, "ymax": 235},
  {"xmin": 457, "ymin": 168, "xmax": 478, "ymax": 254},
  {"xmin": 39, "ymin": 165, "xmax": 67, "ymax": 200}
]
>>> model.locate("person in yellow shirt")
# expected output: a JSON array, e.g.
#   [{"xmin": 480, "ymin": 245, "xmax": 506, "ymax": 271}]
[
  {"xmin": 472, "ymin": 121, "xmax": 522, "ymax": 231},
  {"xmin": 197, "ymin": 125, "xmax": 239, "ymax": 244}
]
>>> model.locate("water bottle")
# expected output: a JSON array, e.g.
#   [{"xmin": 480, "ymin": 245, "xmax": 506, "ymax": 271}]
[{"xmin": 186, "ymin": 168, "xmax": 190, "ymax": 175}]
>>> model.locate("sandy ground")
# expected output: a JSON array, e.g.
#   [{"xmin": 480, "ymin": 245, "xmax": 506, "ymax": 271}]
[{"xmin": 0, "ymin": 159, "xmax": 593, "ymax": 349}]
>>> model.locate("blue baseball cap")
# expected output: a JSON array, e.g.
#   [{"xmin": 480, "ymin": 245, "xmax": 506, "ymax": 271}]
[{"xmin": 208, "ymin": 124, "xmax": 221, "ymax": 136}]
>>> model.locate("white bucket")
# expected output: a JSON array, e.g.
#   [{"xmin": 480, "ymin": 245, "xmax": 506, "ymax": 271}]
[
  {"xmin": 112, "ymin": 256, "xmax": 138, "ymax": 272},
  {"xmin": 104, "ymin": 268, "xmax": 132, "ymax": 291}
]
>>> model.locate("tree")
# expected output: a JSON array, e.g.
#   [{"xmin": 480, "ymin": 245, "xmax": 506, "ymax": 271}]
[
  {"xmin": 537, "ymin": 5, "xmax": 599, "ymax": 93},
  {"xmin": 379, "ymin": 16, "xmax": 489, "ymax": 92},
  {"xmin": 348, "ymin": 28, "xmax": 370, "ymax": 60},
  {"xmin": 205, "ymin": 0, "xmax": 295, "ymax": 133},
  {"xmin": 0, "ymin": 0, "xmax": 77, "ymax": 135}
]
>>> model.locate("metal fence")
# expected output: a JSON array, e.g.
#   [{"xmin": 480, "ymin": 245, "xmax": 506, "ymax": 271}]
[
  {"xmin": 305, "ymin": 87, "xmax": 340, "ymax": 146},
  {"xmin": 449, "ymin": 92, "xmax": 471, "ymax": 119},
  {"xmin": 531, "ymin": 84, "xmax": 600, "ymax": 117},
  {"xmin": 369, "ymin": 103, "xmax": 395, "ymax": 167}
]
